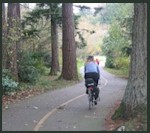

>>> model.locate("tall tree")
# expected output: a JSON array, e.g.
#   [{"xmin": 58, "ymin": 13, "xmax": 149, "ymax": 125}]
[
  {"xmin": 112, "ymin": 3, "xmax": 147, "ymax": 119},
  {"xmin": 7, "ymin": 3, "xmax": 19, "ymax": 81},
  {"xmin": 15, "ymin": 3, "xmax": 22, "ymax": 60},
  {"xmin": 2, "ymin": 3, "xmax": 7, "ymax": 68},
  {"xmin": 61, "ymin": 3, "xmax": 78, "ymax": 80},
  {"xmin": 2, "ymin": 3, "xmax": 6, "ymax": 31},
  {"xmin": 49, "ymin": 3, "xmax": 60, "ymax": 75},
  {"xmin": 36, "ymin": 3, "xmax": 60, "ymax": 75}
]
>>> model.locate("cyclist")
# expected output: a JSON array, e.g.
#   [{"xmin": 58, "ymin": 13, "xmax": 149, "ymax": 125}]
[
  {"xmin": 84, "ymin": 55, "xmax": 100, "ymax": 104},
  {"xmin": 95, "ymin": 58, "xmax": 100, "ymax": 65}
]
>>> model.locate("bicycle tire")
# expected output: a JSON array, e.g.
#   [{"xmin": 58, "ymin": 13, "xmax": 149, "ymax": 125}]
[{"xmin": 88, "ymin": 89, "xmax": 93, "ymax": 110}]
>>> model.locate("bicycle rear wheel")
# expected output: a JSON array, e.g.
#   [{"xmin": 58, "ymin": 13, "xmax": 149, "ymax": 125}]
[{"xmin": 88, "ymin": 89, "xmax": 93, "ymax": 110}]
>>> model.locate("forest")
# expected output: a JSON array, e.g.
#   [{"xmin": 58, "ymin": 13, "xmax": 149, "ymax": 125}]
[{"xmin": 2, "ymin": 3, "xmax": 147, "ymax": 131}]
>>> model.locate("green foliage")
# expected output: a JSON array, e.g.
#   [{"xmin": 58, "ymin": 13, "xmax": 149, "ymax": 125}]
[
  {"xmin": 102, "ymin": 21, "xmax": 129, "ymax": 57},
  {"xmin": 77, "ymin": 58, "xmax": 84, "ymax": 70},
  {"xmin": 21, "ymin": 7, "xmax": 49, "ymax": 41},
  {"xmin": 18, "ymin": 65, "xmax": 39, "ymax": 84},
  {"xmin": 105, "ymin": 57, "xmax": 115, "ymax": 68},
  {"xmin": 35, "ymin": 59, "xmax": 49, "ymax": 74},
  {"xmin": 5, "ymin": 19, "xmax": 22, "ymax": 59},
  {"xmin": 122, "ymin": 46, "xmax": 132, "ymax": 56},
  {"xmin": 18, "ymin": 51, "xmax": 51, "ymax": 83},
  {"xmin": 36, "ymin": 3, "xmax": 62, "ymax": 23},
  {"xmin": 31, "ymin": 51, "xmax": 51, "ymax": 71},
  {"xmin": 18, "ymin": 51, "xmax": 39, "ymax": 83},
  {"xmin": 2, "ymin": 69, "xmax": 12, "ymax": 79},
  {"xmin": 104, "ymin": 67, "xmax": 129, "ymax": 78},
  {"xmin": 2, "ymin": 69, "xmax": 19, "ymax": 94},
  {"xmin": 101, "ymin": 4, "xmax": 133, "ymax": 75},
  {"xmin": 43, "ymin": 52, "xmax": 51, "ymax": 68},
  {"xmin": 97, "ymin": 3, "xmax": 133, "ymax": 24},
  {"xmin": 19, "ymin": 51, "xmax": 36, "ymax": 66},
  {"xmin": 114, "ymin": 57, "xmax": 130, "ymax": 69},
  {"xmin": 102, "ymin": 15, "xmax": 132, "ymax": 70},
  {"xmin": 105, "ymin": 56, "xmax": 129, "ymax": 69},
  {"xmin": 101, "ymin": 3, "xmax": 133, "ymax": 59}
]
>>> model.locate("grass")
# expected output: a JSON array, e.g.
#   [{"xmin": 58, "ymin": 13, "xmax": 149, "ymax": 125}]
[
  {"xmin": 12, "ymin": 59, "xmax": 84, "ymax": 95},
  {"xmin": 35, "ymin": 59, "xmax": 85, "ymax": 92},
  {"xmin": 104, "ymin": 67, "xmax": 129, "ymax": 79},
  {"xmin": 36, "ymin": 75, "xmax": 80, "ymax": 91},
  {"xmin": 34, "ymin": 59, "xmax": 84, "ymax": 91},
  {"xmin": 2, "ymin": 68, "xmax": 82, "ymax": 109},
  {"xmin": 3, "ymin": 58, "xmax": 85, "ymax": 105}
]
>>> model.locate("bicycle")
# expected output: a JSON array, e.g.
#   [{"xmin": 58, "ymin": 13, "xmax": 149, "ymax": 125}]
[{"xmin": 85, "ymin": 78, "xmax": 100, "ymax": 110}]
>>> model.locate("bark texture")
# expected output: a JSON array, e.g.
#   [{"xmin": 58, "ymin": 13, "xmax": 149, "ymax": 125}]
[
  {"xmin": 7, "ymin": 3, "xmax": 19, "ymax": 81},
  {"xmin": 61, "ymin": 3, "xmax": 78, "ymax": 80},
  {"xmin": 113, "ymin": 3, "xmax": 147, "ymax": 119},
  {"xmin": 50, "ymin": 17, "xmax": 59, "ymax": 75},
  {"xmin": 49, "ymin": 4, "xmax": 60, "ymax": 75},
  {"xmin": 2, "ymin": 3, "xmax": 7, "ymax": 68}
]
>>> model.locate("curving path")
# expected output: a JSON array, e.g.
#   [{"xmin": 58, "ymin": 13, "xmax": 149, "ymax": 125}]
[{"xmin": 2, "ymin": 66, "xmax": 127, "ymax": 131}]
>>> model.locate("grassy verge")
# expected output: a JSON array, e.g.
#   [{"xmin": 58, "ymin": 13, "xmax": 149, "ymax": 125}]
[
  {"xmin": 2, "ymin": 74, "xmax": 81, "ymax": 110},
  {"xmin": 3, "ymin": 60, "xmax": 84, "ymax": 109},
  {"xmin": 36, "ymin": 74, "xmax": 80, "ymax": 91},
  {"xmin": 2, "ymin": 57, "xmax": 86, "ymax": 110},
  {"xmin": 104, "ymin": 67, "xmax": 129, "ymax": 79}
]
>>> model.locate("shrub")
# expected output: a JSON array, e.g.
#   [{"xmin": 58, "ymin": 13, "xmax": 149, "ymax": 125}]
[
  {"xmin": 31, "ymin": 51, "xmax": 50, "ymax": 74},
  {"xmin": 43, "ymin": 52, "xmax": 51, "ymax": 68},
  {"xmin": 31, "ymin": 51, "xmax": 52, "ymax": 68},
  {"xmin": 18, "ymin": 51, "xmax": 39, "ymax": 84},
  {"xmin": 18, "ymin": 65, "xmax": 39, "ymax": 84},
  {"xmin": 34, "ymin": 59, "xmax": 49, "ymax": 74},
  {"xmin": 2, "ymin": 69, "xmax": 12, "ymax": 78},
  {"xmin": 19, "ymin": 51, "xmax": 36, "ymax": 66},
  {"xmin": 114, "ymin": 57, "xmax": 130, "ymax": 69},
  {"xmin": 105, "ymin": 57, "xmax": 115, "ymax": 68},
  {"xmin": 2, "ymin": 69, "xmax": 19, "ymax": 94},
  {"xmin": 18, "ymin": 51, "xmax": 51, "ymax": 83}
]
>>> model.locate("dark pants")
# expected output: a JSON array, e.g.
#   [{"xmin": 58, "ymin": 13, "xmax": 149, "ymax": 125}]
[
  {"xmin": 84, "ymin": 72, "xmax": 100, "ymax": 99},
  {"xmin": 84, "ymin": 72, "xmax": 99, "ymax": 86}
]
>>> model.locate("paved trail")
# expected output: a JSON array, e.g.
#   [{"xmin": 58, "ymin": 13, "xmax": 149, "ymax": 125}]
[{"xmin": 2, "ymin": 66, "xmax": 127, "ymax": 131}]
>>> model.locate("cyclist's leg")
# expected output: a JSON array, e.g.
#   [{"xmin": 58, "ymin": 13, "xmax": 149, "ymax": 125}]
[
  {"xmin": 93, "ymin": 73, "xmax": 99, "ymax": 100},
  {"xmin": 84, "ymin": 73, "xmax": 92, "ymax": 94}
]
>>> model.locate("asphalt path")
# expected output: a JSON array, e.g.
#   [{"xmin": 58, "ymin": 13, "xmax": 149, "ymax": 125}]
[{"xmin": 2, "ymin": 66, "xmax": 127, "ymax": 131}]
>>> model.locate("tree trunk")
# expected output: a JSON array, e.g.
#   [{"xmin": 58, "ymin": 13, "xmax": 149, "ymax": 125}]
[
  {"xmin": 112, "ymin": 3, "xmax": 147, "ymax": 119},
  {"xmin": 15, "ymin": 3, "xmax": 22, "ymax": 62},
  {"xmin": 2, "ymin": 3, "xmax": 7, "ymax": 69},
  {"xmin": 49, "ymin": 3, "xmax": 60, "ymax": 75},
  {"xmin": 61, "ymin": 3, "xmax": 78, "ymax": 80},
  {"xmin": 49, "ymin": 17, "xmax": 60, "ymax": 75},
  {"xmin": 7, "ymin": 3, "xmax": 19, "ymax": 81}
]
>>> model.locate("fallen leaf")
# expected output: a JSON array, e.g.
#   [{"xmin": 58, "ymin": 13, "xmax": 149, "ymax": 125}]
[
  {"xmin": 33, "ymin": 106, "xmax": 38, "ymax": 109},
  {"xmin": 24, "ymin": 123, "xmax": 28, "ymax": 126},
  {"xmin": 33, "ymin": 120, "xmax": 37, "ymax": 123},
  {"xmin": 73, "ymin": 126, "xmax": 76, "ymax": 128}
]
